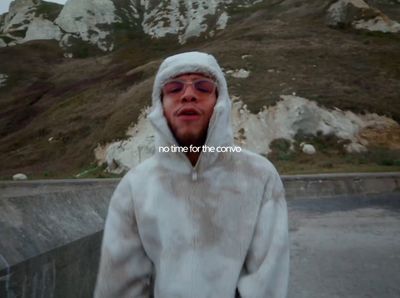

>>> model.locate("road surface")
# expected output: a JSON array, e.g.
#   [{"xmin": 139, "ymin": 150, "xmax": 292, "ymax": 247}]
[{"xmin": 288, "ymin": 192, "xmax": 400, "ymax": 298}]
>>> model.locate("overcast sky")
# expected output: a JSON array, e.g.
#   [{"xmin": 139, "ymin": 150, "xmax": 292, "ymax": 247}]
[{"xmin": 0, "ymin": 0, "xmax": 67, "ymax": 15}]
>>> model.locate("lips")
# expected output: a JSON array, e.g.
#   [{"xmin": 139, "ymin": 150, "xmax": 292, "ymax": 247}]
[{"xmin": 177, "ymin": 106, "xmax": 201, "ymax": 120}]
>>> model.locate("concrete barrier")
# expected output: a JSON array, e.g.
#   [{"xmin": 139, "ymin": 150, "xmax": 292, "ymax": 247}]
[
  {"xmin": 0, "ymin": 173, "xmax": 399, "ymax": 297},
  {"xmin": 0, "ymin": 180, "xmax": 118, "ymax": 298},
  {"xmin": 283, "ymin": 172, "xmax": 400, "ymax": 199}
]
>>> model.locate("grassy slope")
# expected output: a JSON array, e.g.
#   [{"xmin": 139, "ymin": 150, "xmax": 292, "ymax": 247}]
[{"xmin": 0, "ymin": 1, "xmax": 399, "ymax": 179}]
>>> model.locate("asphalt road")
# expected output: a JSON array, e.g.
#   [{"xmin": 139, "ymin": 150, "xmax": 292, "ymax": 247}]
[{"xmin": 287, "ymin": 193, "xmax": 400, "ymax": 298}]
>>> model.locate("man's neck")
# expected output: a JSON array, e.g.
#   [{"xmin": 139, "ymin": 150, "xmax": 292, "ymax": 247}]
[
  {"xmin": 178, "ymin": 137, "xmax": 206, "ymax": 167},
  {"xmin": 186, "ymin": 151, "xmax": 200, "ymax": 167}
]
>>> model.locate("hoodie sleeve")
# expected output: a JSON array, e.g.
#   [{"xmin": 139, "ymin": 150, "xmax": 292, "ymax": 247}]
[
  {"xmin": 236, "ymin": 169, "xmax": 290, "ymax": 298},
  {"xmin": 94, "ymin": 173, "xmax": 154, "ymax": 298}
]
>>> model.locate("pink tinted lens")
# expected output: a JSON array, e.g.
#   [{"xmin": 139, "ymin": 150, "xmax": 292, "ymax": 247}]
[
  {"xmin": 194, "ymin": 80, "xmax": 215, "ymax": 94},
  {"xmin": 163, "ymin": 81, "xmax": 184, "ymax": 94}
]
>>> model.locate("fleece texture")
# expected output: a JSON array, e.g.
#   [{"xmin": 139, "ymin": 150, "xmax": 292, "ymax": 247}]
[{"xmin": 94, "ymin": 51, "xmax": 290, "ymax": 298}]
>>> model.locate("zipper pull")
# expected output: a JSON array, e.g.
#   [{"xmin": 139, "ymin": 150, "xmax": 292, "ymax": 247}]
[{"xmin": 191, "ymin": 169, "xmax": 198, "ymax": 181}]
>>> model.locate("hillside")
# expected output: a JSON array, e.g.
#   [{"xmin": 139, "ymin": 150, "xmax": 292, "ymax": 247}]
[{"xmin": 0, "ymin": 0, "xmax": 400, "ymax": 179}]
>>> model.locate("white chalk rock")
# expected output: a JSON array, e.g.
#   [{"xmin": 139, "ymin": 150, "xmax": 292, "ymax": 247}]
[
  {"xmin": 232, "ymin": 69, "xmax": 250, "ymax": 78},
  {"xmin": 2, "ymin": 0, "xmax": 37, "ymax": 33},
  {"xmin": 353, "ymin": 15, "xmax": 400, "ymax": 33},
  {"xmin": 95, "ymin": 107, "xmax": 155, "ymax": 173},
  {"xmin": 97, "ymin": 94, "xmax": 399, "ymax": 174},
  {"xmin": 216, "ymin": 12, "xmax": 229, "ymax": 30},
  {"xmin": 55, "ymin": 0, "xmax": 117, "ymax": 51},
  {"xmin": 302, "ymin": 144, "xmax": 316, "ymax": 155},
  {"xmin": 326, "ymin": 0, "xmax": 400, "ymax": 33},
  {"xmin": 142, "ymin": 1, "xmax": 230, "ymax": 44},
  {"xmin": 13, "ymin": 173, "xmax": 28, "ymax": 181},
  {"xmin": 0, "ymin": 38, "xmax": 7, "ymax": 47},
  {"xmin": 0, "ymin": 74, "xmax": 8, "ymax": 87},
  {"xmin": 24, "ymin": 17, "xmax": 63, "ymax": 42},
  {"xmin": 344, "ymin": 142, "xmax": 368, "ymax": 153},
  {"xmin": 326, "ymin": 0, "xmax": 371, "ymax": 27}
]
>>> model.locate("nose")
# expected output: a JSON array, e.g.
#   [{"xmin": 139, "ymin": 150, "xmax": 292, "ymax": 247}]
[{"xmin": 181, "ymin": 84, "xmax": 197, "ymax": 102}]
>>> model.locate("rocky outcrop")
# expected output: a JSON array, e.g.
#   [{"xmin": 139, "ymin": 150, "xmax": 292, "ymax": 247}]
[
  {"xmin": 0, "ymin": 0, "xmax": 63, "ymax": 46},
  {"xmin": 54, "ymin": 0, "xmax": 118, "ymax": 52},
  {"xmin": 23, "ymin": 17, "xmax": 62, "ymax": 42},
  {"xmin": 353, "ymin": 15, "xmax": 400, "ymax": 33},
  {"xmin": 54, "ymin": 0, "xmax": 264, "ymax": 51},
  {"xmin": 326, "ymin": 0, "xmax": 374, "ymax": 27},
  {"xmin": 95, "ymin": 95, "xmax": 400, "ymax": 174},
  {"xmin": 94, "ymin": 106, "xmax": 154, "ymax": 174},
  {"xmin": 0, "ymin": 0, "xmax": 265, "ymax": 51},
  {"xmin": 344, "ymin": 142, "xmax": 367, "ymax": 153},
  {"xmin": 1, "ymin": 0, "xmax": 39, "ymax": 44},
  {"xmin": 326, "ymin": 0, "xmax": 400, "ymax": 33},
  {"xmin": 0, "ymin": 13, "xmax": 5, "ymax": 31},
  {"xmin": 139, "ymin": 0, "xmax": 264, "ymax": 43},
  {"xmin": 0, "ymin": 73, "xmax": 8, "ymax": 87},
  {"xmin": 141, "ymin": 0, "xmax": 234, "ymax": 44},
  {"xmin": 2, "ymin": 0, "xmax": 397, "ymax": 52}
]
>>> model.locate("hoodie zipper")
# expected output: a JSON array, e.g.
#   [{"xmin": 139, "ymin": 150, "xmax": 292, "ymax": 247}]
[
  {"xmin": 179, "ymin": 143, "xmax": 201, "ymax": 182},
  {"xmin": 191, "ymin": 170, "xmax": 198, "ymax": 181},
  {"xmin": 187, "ymin": 107, "xmax": 221, "ymax": 182}
]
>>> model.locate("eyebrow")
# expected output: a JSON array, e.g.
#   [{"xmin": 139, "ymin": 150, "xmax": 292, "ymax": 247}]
[{"xmin": 172, "ymin": 73, "xmax": 214, "ymax": 79}]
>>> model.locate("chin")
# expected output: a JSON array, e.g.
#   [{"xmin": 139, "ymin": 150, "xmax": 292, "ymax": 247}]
[{"xmin": 176, "ymin": 129, "xmax": 205, "ymax": 147}]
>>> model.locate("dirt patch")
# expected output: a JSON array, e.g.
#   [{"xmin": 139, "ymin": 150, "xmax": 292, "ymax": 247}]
[{"xmin": 360, "ymin": 126, "xmax": 400, "ymax": 150}]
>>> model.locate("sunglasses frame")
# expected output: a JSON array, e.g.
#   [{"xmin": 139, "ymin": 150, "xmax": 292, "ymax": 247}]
[{"xmin": 162, "ymin": 78, "xmax": 217, "ymax": 97}]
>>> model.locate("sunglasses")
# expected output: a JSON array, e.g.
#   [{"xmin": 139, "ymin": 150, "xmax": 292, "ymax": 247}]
[{"xmin": 162, "ymin": 79, "xmax": 217, "ymax": 96}]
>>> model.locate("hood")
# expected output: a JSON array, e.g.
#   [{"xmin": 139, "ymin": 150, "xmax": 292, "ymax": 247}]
[{"xmin": 147, "ymin": 51, "xmax": 234, "ymax": 177}]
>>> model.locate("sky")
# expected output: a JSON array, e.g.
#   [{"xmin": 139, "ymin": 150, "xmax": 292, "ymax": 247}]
[{"xmin": 0, "ymin": 0, "xmax": 67, "ymax": 15}]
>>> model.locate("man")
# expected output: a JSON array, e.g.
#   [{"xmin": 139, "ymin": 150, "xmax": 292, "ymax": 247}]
[{"xmin": 94, "ymin": 51, "xmax": 290, "ymax": 298}]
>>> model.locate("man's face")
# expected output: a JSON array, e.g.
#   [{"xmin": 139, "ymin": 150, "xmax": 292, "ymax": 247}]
[{"xmin": 162, "ymin": 73, "xmax": 218, "ymax": 147}]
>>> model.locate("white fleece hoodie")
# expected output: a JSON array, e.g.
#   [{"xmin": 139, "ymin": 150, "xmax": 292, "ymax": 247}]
[{"xmin": 94, "ymin": 52, "xmax": 290, "ymax": 298}]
